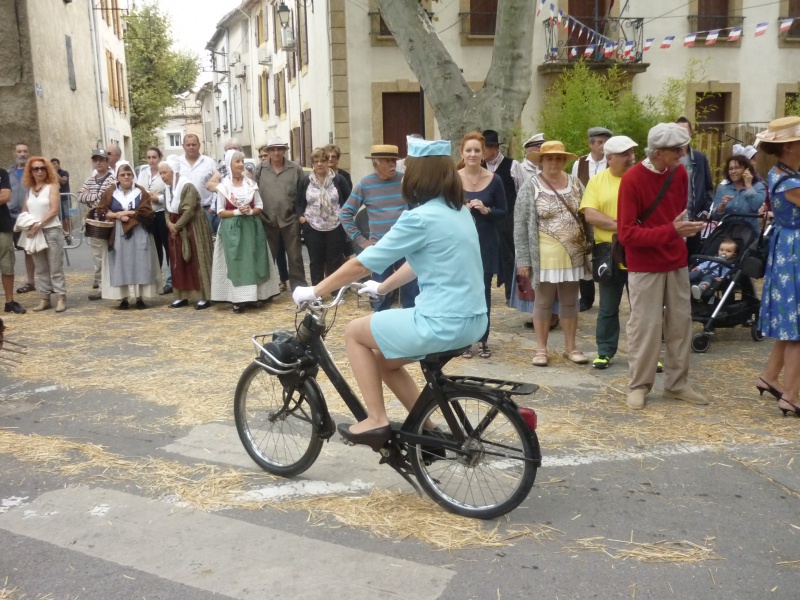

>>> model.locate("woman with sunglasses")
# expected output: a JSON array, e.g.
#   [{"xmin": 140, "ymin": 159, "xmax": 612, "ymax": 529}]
[{"xmin": 21, "ymin": 157, "xmax": 67, "ymax": 312}]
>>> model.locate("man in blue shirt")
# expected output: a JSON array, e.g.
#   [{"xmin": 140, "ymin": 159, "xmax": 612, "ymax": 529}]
[{"xmin": 8, "ymin": 142, "xmax": 36, "ymax": 295}]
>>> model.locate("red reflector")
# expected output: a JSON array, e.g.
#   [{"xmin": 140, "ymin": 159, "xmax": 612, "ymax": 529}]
[{"xmin": 518, "ymin": 407, "xmax": 537, "ymax": 431}]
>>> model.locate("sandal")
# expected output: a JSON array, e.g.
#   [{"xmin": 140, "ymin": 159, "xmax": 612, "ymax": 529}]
[
  {"xmin": 531, "ymin": 349, "xmax": 548, "ymax": 367},
  {"xmin": 478, "ymin": 343, "xmax": 491, "ymax": 359},
  {"xmin": 16, "ymin": 282, "xmax": 35, "ymax": 294},
  {"xmin": 563, "ymin": 350, "xmax": 589, "ymax": 364},
  {"xmin": 461, "ymin": 347, "xmax": 473, "ymax": 359}
]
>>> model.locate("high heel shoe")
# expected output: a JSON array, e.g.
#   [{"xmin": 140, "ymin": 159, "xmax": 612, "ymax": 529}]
[
  {"xmin": 778, "ymin": 398, "xmax": 800, "ymax": 417},
  {"xmin": 756, "ymin": 377, "xmax": 783, "ymax": 400}
]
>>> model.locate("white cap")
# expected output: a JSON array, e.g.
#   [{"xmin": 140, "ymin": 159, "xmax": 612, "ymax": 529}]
[
  {"xmin": 647, "ymin": 123, "xmax": 691, "ymax": 149},
  {"xmin": 523, "ymin": 133, "xmax": 545, "ymax": 148},
  {"xmin": 604, "ymin": 135, "xmax": 638, "ymax": 155},
  {"xmin": 732, "ymin": 143, "xmax": 757, "ymax": 160}
]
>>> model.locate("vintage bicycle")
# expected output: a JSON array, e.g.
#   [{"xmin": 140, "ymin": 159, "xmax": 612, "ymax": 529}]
[{"xmin": 234, "ymin": 285, "xmax": 542, "ymax": 519}]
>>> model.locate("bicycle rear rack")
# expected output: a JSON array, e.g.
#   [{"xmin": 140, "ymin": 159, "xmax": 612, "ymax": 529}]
[{"xmin": 446, "ymin": 376, "xmax": 538, "ymax": 396}]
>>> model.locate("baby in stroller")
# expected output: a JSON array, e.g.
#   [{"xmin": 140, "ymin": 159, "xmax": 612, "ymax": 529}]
[{"xmin": 690, "ymin": 238, "xmax": 738, "ymax": 301}]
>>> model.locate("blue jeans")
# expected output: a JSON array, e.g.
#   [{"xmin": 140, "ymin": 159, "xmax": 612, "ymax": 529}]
[
  {"xmin": 205, "ymin": 209, "xmax": 221, "ymax": 235},
  {"xmin": 372, "ymin": 258, "xmax": 419, "ymax": 312}
]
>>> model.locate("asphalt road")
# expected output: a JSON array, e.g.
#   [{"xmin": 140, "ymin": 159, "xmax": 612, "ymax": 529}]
[{"xmin": 1, "ymin": 242, "xmax": 798, "ymax": 600}]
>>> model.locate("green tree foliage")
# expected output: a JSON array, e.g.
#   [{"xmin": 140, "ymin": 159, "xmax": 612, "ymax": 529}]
[
  {"xmin": 124, "ymin": 4, "xmax": 199, "ymax": 161},
  {"xmin": 786, "ymin": 94, "xmax": 800, "ymax": 117},
  {"xmin": 535, "ymin": 59, "xmax": 709, "ymax": 161}
]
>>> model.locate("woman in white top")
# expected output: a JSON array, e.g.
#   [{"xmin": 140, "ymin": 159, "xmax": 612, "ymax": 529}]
[
  {"xmin": 97, "ymin": 162, "xmax": 160, "ymax": 309},
  {"xmin": 210, "ymin": 151, "xmax": 279, "ymax": 313},
  {"xmin": 21, "ymin": 156, "xmax": 66, "ymax": 312},
  {"xmin": 136, "ymin": 146, "xmax": 168, "ymax": 272}
]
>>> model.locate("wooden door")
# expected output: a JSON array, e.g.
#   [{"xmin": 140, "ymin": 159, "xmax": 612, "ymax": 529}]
[
  {"xmin": 470, "ymin": 0, "xmax": 497, "ymax": 35},
  {"xmin": 567, "ymin": 0, "xmax": 607, "ymax": 59},
  {"xmin": 382, "ymin": 92, "xmax": 423, "ymax": 158},
  {"xmin": 698, "ymin": 0, "xmax": 730, "ymax": 32}
]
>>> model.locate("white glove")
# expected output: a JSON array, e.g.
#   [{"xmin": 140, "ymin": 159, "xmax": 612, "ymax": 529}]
[
  {"xmin": 292, "ymin": 286, "xmax": 320, "ymax": 306},
  {"xmin": 358, "ymin": 280, "xmax": 383, "ymax": 299}
]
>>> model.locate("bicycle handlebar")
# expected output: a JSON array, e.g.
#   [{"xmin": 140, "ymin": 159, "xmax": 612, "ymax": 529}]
[{"xmin": 295, "ymin": 283, "xmax": 363, "ymax": 314}]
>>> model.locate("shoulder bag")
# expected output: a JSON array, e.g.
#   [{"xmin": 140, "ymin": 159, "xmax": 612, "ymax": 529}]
[
  {"xmin": 611, "ymin": 167, "xmax": 675, "ymax": 269},
  {"xmin": 538, "ymin": 173, "xmax": 594, "ymax": 272}
]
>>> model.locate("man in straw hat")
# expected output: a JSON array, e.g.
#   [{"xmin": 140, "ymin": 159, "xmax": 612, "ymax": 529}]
[
  {"xmin": 77, "ymin": 148, "xmax": 116, "ymax": 300},
  {"xmin": 255, "ymin": 137, "xmax": 307, "ymax": 290},
  {"xmin": 579, "ymin": 135, "xmax": 638, "ymax": 370},
  {"xmin": 617, "ymin": 123, "xmax": 708, "ymax": 410},
  {"xmin": 339, "ymin": 143, "xmax": 418, "ymax": 311}
]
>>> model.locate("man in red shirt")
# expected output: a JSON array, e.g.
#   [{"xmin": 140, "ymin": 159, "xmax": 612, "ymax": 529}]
[{"xmin": 617, "ymin": 123, "xmax": 707, "ymax": 410}]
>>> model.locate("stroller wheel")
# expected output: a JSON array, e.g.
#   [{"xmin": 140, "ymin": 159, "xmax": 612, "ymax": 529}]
[
  {"xmin": 751, "ymin": 319, "xmax": 765, "ymax": 342},
  {"xmin": 691, "ymin": 333, "xmax": 711, "ymax": 353}
]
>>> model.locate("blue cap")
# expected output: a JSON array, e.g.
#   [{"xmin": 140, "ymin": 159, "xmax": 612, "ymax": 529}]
[{"xmin": 407, "ymin": 136, "xmax": 451, "ymax": 157}]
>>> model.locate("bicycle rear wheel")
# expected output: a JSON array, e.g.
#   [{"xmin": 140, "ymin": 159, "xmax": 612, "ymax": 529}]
[
  {"xmin": 234, "ymin": 361, "xmax": 324, "ymax": 477},
  {"xmin": 407, "ymin": 391, "xmax": 537, "ymax": 519}
]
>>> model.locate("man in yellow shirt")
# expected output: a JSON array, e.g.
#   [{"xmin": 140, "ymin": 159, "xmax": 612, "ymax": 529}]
[{"xmin": 579, "ymin": 136, "xmax": 637, "ymax": 369}]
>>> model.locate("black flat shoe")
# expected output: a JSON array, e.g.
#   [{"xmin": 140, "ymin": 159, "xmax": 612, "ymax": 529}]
[
  {"xmin": 4, "ymin": 301, "xmax": 26, "ymax": 314},
  {"xmin": 232, "ymin": 304, "xmax": 244, "ymax": 314},
  {"xmin": 195, "ymin": 300, "xmax": 211, "ymax": 310},
  {"xmin": 135, "ymin": 299, "xmax": 147, "ymax": 310},
  {"xmin": 117, "ymin": 299, "xmax": 129, "ymax": 310},
  {"xmin": 170, "ymin": 299, "xmax": 189, "ymax": 308},
  {"xmin": 337, "ymin": 422, "xmax": 391, "ymax": 451},
  {"xmin": 160, "ymin": 285, "xmax": 173, "ymax": 295}
]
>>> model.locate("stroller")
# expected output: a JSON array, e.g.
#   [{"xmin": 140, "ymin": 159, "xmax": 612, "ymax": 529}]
[{"xmin": 688, "ymin": 214, "xmax": 769, "ymax": 353}]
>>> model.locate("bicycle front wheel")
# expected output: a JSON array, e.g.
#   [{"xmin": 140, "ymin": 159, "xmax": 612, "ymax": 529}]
[
  {"xmin": 234, "ymin": 361, "xmax": 323, "ymax": 477},
  {"xmin": 408, "ymin": 392, "xmax": 537, "ymax": 519}
]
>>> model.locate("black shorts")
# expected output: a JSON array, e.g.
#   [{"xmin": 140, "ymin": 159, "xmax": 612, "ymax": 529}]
[{"xmin": 13, "ymin": 230, "xmax": 23, "ymax": 251}]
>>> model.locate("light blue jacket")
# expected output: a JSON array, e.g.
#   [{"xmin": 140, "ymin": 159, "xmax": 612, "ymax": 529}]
[{"xmin": 710, "ymin": 179, "xmax": 766, "ymax": 232}]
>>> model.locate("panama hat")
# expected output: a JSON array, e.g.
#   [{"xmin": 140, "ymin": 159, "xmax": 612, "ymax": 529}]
[
  {"xmin": 365, "ymin": 144, "xmax": 400, "ymax": 159},
  {"xmin": 266, "ymin": 137, "xmax": 289, "ymax": 148},
  {"xmin": 526, "ymin": 140, "xmax": 578, "ymax": 163},
  {"xmin": 755, "ymin": 116, "xmax": 800, "ymax": 145}
]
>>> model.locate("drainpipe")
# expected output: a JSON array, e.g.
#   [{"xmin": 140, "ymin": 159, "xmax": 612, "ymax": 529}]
[
  {"xmin": 236, "ymin": 6, "xmax": 258, "ymax": 153},
  {"xmin": 88, "ymin": 0, "xmax": 107, "ymax": 145}
]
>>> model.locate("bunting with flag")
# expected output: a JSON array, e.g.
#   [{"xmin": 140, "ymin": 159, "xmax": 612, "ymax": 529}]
[
  {"xmin": 549, "ymin": 3, "xmax": 555, "ymax": 25},
  {"xmin": 755, "ymin": 22, "xmax": 768, "ymax": 36},
  {"xmin": 583, "ymin": 45, "xmax": 595, "ymax": 57},
  {"xmin": 705, "ymin": 30, "xmax": 719, "ymax": 45},
  {"xmin": 536, "ymin": 0, "xmax": 546, "ymax": 17},
  {"xmin": 643, "ymin": 38, "xmax": 653, "ymax": 51},
  {"xmin": 661, "ymin": 36, "xmax": 675, "ymax": 49},
  {"xmin": 727, "ymin": 26, "xmax": 742, "ymax": 41},
  {"xmin": 684, "ymin": 32, "xmax": 697, "ymax": 47},
  {"xmin": 780, "ymin": 19, "xmax": 794, "ymax": 33},
  {"xmin": 570, "ymin": 46, "xmax": 578, "ymax": 57}
]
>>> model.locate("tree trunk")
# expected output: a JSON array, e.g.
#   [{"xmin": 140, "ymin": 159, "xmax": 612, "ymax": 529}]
[{"xmin": 375, "ymin": 0, "xmax": 534, "ymax": 154}]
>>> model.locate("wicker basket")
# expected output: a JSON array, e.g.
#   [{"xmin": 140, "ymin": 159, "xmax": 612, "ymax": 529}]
[{"xmin": 84, "ymin": 218, "xmax": 114, "ymax": 240}]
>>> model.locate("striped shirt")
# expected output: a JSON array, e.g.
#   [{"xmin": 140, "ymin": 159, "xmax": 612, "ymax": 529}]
[{"xmin": 339, "ymin": 172, "xmax": 405, "ymax": 246}]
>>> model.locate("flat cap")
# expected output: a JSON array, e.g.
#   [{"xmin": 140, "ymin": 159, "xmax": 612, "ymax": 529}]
[
  {"xmin": 523, "ymin": 133, "xmax": 545, "ymax": 148},
  {"xmin": 588, "ymin": 127, "xmax": 613, "ymax": 139},
  {"xmin": 647, "ymin": 123, "xmax": 691, "ymax": 149},
  {"xmin": 603, "ymin": 135, "xmax": 638, "ymax": 155}
]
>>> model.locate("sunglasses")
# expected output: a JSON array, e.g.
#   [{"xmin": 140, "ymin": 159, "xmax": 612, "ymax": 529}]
[{"xmin": 32, "ymin": 166, "xmax": 47, "ymax": 172}]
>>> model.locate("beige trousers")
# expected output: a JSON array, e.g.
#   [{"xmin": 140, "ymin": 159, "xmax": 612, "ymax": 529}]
[
  {"xmin": 31, "ymin": 227, "xmax": 66, "ymax": 295},
  {"xmin": 626, "ymin": 269, "xmax": 692, "ymax": 393},
  {"xmin": 88, "ymin": 237, "xmax": 105, "ymax": 287}
]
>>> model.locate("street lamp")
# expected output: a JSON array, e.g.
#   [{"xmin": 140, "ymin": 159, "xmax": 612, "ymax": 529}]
[
  {"xmin": 214, "ymin": 86, "xmax": 222, "ymax": 100},
  {"xmin": 277, "ymin": 2, "xmax": 291, "ymax": 27}
]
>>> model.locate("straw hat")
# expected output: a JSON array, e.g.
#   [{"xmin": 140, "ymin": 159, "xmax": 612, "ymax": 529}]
[
  {"xmin": 755, "ymin": 116, "xmax": 800, "ymax": 145},
  {"xmin": 526, "ymin": 140, "xmax": 578, "ymax": 162},
  {"xmin": 365, "ymin": 144, "xmax": 400, "ymax": 159}
]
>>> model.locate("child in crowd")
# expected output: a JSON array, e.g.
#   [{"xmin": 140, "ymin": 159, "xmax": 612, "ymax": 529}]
[{"xmin": 690, "ymin": 238, "xmax": 738, "ymax": 301}]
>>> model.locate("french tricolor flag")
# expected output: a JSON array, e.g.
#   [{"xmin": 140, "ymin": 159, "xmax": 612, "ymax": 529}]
[
  {"xmin": 584, "ymin": 45, "xmax": 595, "ymax": 57},
  {"xmin": 549, "ymin": 3, "xmax": 555, "ymax": 24},
  {"xmin": 570, "ymin": 46, "xmax": 578, "ymax": 58},
  {"xmin": 705, "ymin": 30, "xmax": 720, "ymax": 45},
  {"xmin": 661, "ymin": 36, "xmax": 675, "ymax": 49},
  {"xmin": 780, "ymin": 19, "xmax": 794, "ymax": 33},
  {"xmin": 623, "ymin": 40, "xmax": 634, "ymax": 56},
  {"xmin": 536, "ymin": 0, "xmax": 546, "ymax": 17},
  {"xmin": 603, "ymin": 43, "xmax": 615, "ymax": 57},
  {"xmin": 643, "ymin": 38, "xmax": 654, "ymax": 51},
  {"xmin": 755, "ymin": 22, "xmax": 768, "ymax": 36},
  {"xmin": 684, "ymin": 33, "xmax": 697, "ymax": 47},
  {"xmin": 727, "ymin": 27, "xmax": 742, "ymax": 41}
]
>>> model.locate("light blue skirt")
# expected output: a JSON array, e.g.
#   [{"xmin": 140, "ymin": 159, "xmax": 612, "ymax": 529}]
[{"xmin": 370, "ymin": 308, "xmax": 487, "ymax": 360}]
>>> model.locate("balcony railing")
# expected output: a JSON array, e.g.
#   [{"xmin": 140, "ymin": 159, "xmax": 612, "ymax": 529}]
[
  {"xmin": 459, "ymin": 11, "xmax": 497, "ymax": 36},
  {"xmin": 541, "ymin": 17, "xmax": 645, "ymax": 65},
  {"xmin": 368, "ymin": 11, "xmax": 435, "ymax": 38},
  {"xmin": 687, "ymin": 15, "xmax": 745, "ymax": 39},
  {"xmin": 779, "ymin": 15, "xmax": 800, "ymax": 40}
]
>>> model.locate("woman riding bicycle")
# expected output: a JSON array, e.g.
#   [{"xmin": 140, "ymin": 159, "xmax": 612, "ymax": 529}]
[{"xmin": 293, "ymin": 137, "xmax": 487, "ymax": 448}]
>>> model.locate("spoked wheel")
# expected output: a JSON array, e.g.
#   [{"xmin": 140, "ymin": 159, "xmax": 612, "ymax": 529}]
[
  {"xmin": 407, "ymin": 392, "xmax": 537, "ymax": 519},
  {"xmin": 234, "ymin": 362, "xmax": 323, "ymax": 476},
  {"xmin": 691, "ymin": 333, "xmax": 711, "ymax": 353},
  {"xmin": 751, "ymin": 315, "xmax": 765, "ymax": 342}
]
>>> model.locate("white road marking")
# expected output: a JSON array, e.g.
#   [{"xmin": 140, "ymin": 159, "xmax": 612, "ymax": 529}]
[
  {"xmin": 0, "ymin": 487, "xmax": 453, "ymax": 600},
  {"xmin": 0, "ymin": 496, "xmax": 29, "ymax": 514},
  {"xmin": 543, "ymin": 444, "xmax": 713, "ymax": 467},
  {"xmin": 240, "ymin": 478, "xmax": 373, "ymax": 501}
]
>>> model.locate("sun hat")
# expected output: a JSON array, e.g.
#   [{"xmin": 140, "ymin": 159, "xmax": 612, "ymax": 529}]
[
  {"xmin": 407, "ymin": 137, "xmax": 451, "ymax": 157},
  {"xmin": 364, "ymin": 144, "xmax": 400, "ymax": 159},
  {"xmin": 523, "ymin": 133, "xmax": 545, "ymax": 149},
  {"xmin": 647, "ymin": 123, "xmax": 691, "ymax": 150},
  {"xmin": 755, "ymin": 116, "xmax": 800, "ymax": 145},
  {"xmin": 266, "ymin": 137, "xmax": 289, "ymax": 148},
  {"xmin": 588, "ymin": 127, "xmax": 613, "ymax": 139},
  {"xmin": 732, "ymin": 143, "xmax": 757, "ymax": 160},
  {"xmin": 604, "ymin": 135, "xmax": 638, "ymax": 155},
  {"xmin": 526, "ymin": 140, "xmax": 578, "ymax": 163}
]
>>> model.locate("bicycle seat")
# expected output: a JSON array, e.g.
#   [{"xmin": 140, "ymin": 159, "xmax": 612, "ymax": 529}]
[{"xmin": 419, "ymin": 346, "xmax": 470, "ymax": 364}]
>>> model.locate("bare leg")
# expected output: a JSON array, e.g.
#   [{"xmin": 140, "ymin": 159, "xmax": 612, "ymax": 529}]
[
  {"xmin": 760, "ymin": 340, "xmax": 786, "ymax": 391},
  {"xmin": 377, "ymin": 355, "xmax": 418, "ymax": 411},
  {"xmin": 561, "ymin": 316, "xmax": 578, "ymax": 354},
  {"xmin": 2, "ymin": 274, "xmax": 13, "ymax": 304},
  {"xmin": 344, "ymin": 316, "xmax": 390, "ymax": 432},
  {"xmin": 782, "ymin": 341, "xmax": 800, "ymax": 403}
]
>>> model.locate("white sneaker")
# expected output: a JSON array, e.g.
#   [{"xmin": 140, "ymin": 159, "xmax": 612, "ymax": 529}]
[{"xmin": 691, "ymin": 285, "xmax": 702, "ymax": 300}]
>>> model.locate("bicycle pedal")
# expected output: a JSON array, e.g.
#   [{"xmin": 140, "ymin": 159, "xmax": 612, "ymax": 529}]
[{"xmin": 339, "ymin": 435, "xmax": 355, "ymax": 446}]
